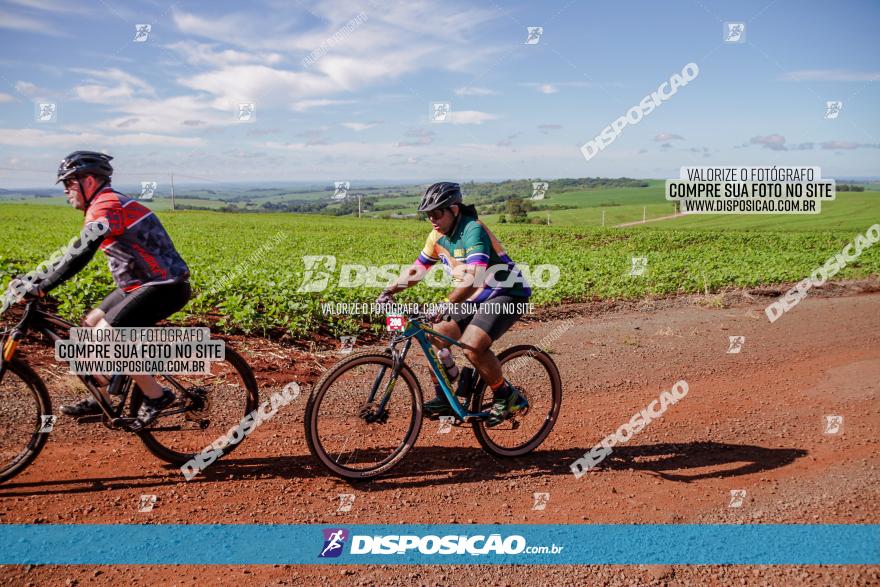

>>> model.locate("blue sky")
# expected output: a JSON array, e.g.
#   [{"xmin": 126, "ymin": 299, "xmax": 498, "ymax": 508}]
[{"xmin": 0, "ymin": 0, "xmax": 878, "ymax": 187}]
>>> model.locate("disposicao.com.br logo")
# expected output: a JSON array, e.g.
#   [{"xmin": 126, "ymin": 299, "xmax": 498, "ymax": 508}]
[
  {"xmin": 319, "ymin": 528, "xmax": 350, "ymax": 558},
  {"xmin": 318, "ymin": 528, "xmax": 563, "ymax": 557}
]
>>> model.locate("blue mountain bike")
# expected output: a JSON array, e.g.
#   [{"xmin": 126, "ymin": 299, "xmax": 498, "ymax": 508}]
[{"xmin": 304, "ymin": 311, "xmax": 562, "ymax": 480}]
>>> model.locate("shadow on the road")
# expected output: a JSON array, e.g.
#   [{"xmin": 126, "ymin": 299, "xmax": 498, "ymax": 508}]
[
  {"xmin": 0, "ymin": 441, "xmax": 806, "ymax": 495},
  {"xmin": 600, "ymin": 441, "xmax": 809, "ymax": 483},
  {"xmin": 358, "ymin": 441, "xmax": 808, "ymax": 489}
]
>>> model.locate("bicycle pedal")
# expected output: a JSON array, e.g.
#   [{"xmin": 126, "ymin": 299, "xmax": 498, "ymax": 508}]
[
  {"xmin": 424, "ymin": 411, "xmax": 455, "ymax": 421},
  {"xmin": 112, "ymin": 417, "xmax": 141, "ymax": 431}
]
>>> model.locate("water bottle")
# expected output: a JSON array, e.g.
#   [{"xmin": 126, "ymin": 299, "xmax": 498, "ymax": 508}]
[{"xmin": 438, "ymin": 347, "xmax": 459, "ymax": 382}]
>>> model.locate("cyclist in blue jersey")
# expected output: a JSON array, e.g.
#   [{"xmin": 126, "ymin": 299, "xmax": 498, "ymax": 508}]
[{"xmin": 377, "ymin": 182, "xmax": 531, "ymax": 427}]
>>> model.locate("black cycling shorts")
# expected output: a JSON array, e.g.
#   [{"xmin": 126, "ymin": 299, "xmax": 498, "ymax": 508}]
[
  {"xmin": 98, "ymin": 281, "xmax": 191, "ymax": 327},
  {"xmin": 446, "ymin": 295, "xmax": 529, "ymax": 340}
]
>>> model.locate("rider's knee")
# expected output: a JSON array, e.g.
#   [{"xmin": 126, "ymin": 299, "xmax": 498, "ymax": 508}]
[
  {"xmin": 463, "ymin": 347, "xmax": 487, "ymax": 364},
  {"xmin": 431, "ymin": 321, "xmax": 460, "ymax": 346}
]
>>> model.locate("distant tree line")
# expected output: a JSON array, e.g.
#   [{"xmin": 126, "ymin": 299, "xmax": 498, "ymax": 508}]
[{"xmin": 190, "ymin": 177, "xmax": 653, "ymax": 217}]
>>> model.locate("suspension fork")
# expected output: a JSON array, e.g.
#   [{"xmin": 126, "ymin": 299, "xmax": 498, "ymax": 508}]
[
  {"xmin": 0, "ymin": 301, "xmax": 37, "ymax": 383},
  {"xmin": 0, "ymin": 331, "xmax": 18, "ymax": 384},
  {"xmin": 0, "ymin": 331, "xmax": 20, "ymax": 383},
  {"xmin": 369, "ymin": 337, "xmax": 412, "ymax": 413}
]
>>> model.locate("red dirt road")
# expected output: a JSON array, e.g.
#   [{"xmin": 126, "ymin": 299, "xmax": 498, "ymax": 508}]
[{"xmin": 1, "ymin": 287, "xmax": 878, "ymax": 585}]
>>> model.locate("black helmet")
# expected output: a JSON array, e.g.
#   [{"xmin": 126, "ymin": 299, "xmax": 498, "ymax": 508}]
[
  {"xmin": 56, "ymin": 151, "xmax": 113, "ymax": 184},
  {"xmin": 418, "ymin": 182, "xmax": 462, "ymax": 212}
]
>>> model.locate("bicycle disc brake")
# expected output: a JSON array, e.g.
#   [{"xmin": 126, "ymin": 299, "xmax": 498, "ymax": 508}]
[{"xmin": 359, "ymin": 401, "xmax": 389, "ymax": 424}]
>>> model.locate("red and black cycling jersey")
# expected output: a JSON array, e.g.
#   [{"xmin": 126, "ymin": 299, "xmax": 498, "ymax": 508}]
[
  {"xmin": 85, "ymin": 189, "xmax": 189, "ymax": 291},
  {"xmin": 37, "ymin": 188, "xmax": 189, "ymax": 294}
]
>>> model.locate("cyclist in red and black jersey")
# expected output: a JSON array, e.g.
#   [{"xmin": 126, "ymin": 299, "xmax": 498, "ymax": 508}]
[{"xmin": 11, "ymin": 151, "xmax": 191, "ymax": 427}]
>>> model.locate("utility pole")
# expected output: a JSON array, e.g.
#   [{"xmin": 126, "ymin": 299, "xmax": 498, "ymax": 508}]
[
  {"xmin": 170, "ymin": 173, "xmax": 176, "ymax": 211},
  {"xmin": 643, "ymin": 206, "xmax": 646, "ymax": 223},
  {"xmin": 357, "ymin": 194, "xmax": 362, "ymax": 218},
  {"xmin": 601, "ymin": 209, "xmax": 605, "ymax": 227}
]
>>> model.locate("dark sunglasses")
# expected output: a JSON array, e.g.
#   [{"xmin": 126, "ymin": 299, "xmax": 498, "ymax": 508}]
[{"xmin": 426, "ymin": 208, "xmax": 448, "ymax": 221}]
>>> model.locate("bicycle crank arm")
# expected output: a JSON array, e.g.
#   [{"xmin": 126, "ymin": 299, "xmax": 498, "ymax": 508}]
[
  {"xmin": 158, "ymin": 406, "xmax": 191, "ymax": 417},
  {"xmin": 111, "ymin": 417, "xmax": 143, "ymax": 431}
]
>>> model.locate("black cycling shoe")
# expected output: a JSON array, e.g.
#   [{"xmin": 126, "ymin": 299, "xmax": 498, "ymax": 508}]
[
  {"xmin": 59, "ymin": 396, "xmax": 102, "ymax": 417},
  {"xmin": 135, "ymin": 388, "xmax": 176, "ymax": 429},
  {"xmin": 485, "ymin": 385, "xmax": 529, "ymax": 428}
]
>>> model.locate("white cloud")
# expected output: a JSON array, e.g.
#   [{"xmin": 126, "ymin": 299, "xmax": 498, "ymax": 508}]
[
  {"xmin": 292, "ymin": 98, "xmax": 357, "ymax": 112},
  {"xmin": 398, "ymin": 128, "xmax": 435, "ymax": 146},
  {"xmin": 165, "ymin": 41, "xmax": 284, "ymax": 68},
  {"xmin": 7, "ymin": 0, "xmax": 86, "ymax": 13},
  {"xmin": 521, "ymin": 81, "xmax": 620, "ymax": 94},
  {"xmin": 251, "ymin": 138, "xmax": 578, "ymax": 181},
  {"xmin": 71, "ymin": 67, "xmax": 156, "ymax": 105},
  {"xmin": 749, "ymin": 134, "xmax": 787, "ymax": 151},
  {"xmin": 780, "ymin": 69, "xmax": 880, "ymax": 82},
  {"xmin": 342, "ymin": 121, "xmax": 380, "ymax": 131},
  {"xmin": 166, "ymin": 2, "xmax": 504, "ymax": 112},
  {"xmin": 654, "ymin": 132, "xmax": 684, "ymax": 141},
  {"xmin": 59, "ymin": 67, "xmax": 233, "ymax": 134},
  {"xmin": 170, "ymin": 10, "xmax": 260, "ymax": 46},
  {"xmin": 0, "ymin": 128, "xmax": 204, "ymax": 148},
  {"xmin": 449, "ymin": 110, "xmax": 499, "ymax": 125},
  {"xmin": 262, "ymin": 139, "xmax": 572, "ymax": 161},
  {"xmin": 14, "ymin": 80, "xmax": 44, "ymax": 98},
  {"xmin": 0, "ymin": 9, "xmax": 66, "ymax": 36},
  {"xmin": 454, "ymin": 86, "xmax": 497, "ymax": 96},
  {"xmin": 101, "ymin": 95, "xmax": 234, "ymax": 133},
  {"xmin": 821, "ymin": 141, "xmax": 879, "ymax": 150},
  {"xmin": 0, "ymin": 93, "xmax": 15, "ymax": 103},
  {"xmin": 179, "ymin": 64, "xmax": 339, "ymax": 108}
]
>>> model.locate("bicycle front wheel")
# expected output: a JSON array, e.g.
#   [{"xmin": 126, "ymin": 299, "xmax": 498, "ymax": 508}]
[
  {"xmin": 472, "ymin": 344, "xmax": 562, "ymax": 457},
  {"xmin": 304, "ymin": 351, "xmax": 423, "ymax": 481},
  {"xmin": 0, "ymin": 359, "xmax": 52, "ymax": 484},
  {"xmin": 130, "ymin": 345, "xmax": 259, "ymax": 466}
]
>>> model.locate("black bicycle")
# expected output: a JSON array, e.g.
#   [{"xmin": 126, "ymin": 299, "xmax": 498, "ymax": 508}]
[{"xmin": 0, "ymin": 300, "xmax": 259, "ymax": 483}]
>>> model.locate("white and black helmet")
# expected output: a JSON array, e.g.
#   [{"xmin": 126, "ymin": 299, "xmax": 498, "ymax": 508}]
[{"xmin": 418, "ymin": 182, "xmax": 462, "ymax": 212}]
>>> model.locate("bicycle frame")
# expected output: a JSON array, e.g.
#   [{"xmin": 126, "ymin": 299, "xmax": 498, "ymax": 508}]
[
  {"xmin": 1, "ymin": 301, "xmax": 192, "ymax": 429},
  {"xmin": 373, "ymin": 315, "xmax": 490, "ymax": 422}
]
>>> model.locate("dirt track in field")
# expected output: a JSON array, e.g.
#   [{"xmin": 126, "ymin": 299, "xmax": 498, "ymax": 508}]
[{"xmin": 1, "ymin": 283, "xmax": 878, "ymax": 586}]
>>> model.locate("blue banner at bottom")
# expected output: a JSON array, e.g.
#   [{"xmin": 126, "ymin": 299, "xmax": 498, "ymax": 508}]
[{"xmin": 0, "ymin": 524, "xmax": 876, "ymax": 565}]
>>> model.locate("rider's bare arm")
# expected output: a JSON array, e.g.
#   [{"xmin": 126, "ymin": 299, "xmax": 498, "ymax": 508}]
[
  {"xmin": 383, "ymin": 263, "xmax": 430, "ymax": 295},
  {"xmin": 447, "ymin": 264, "xmax": 480, "ymax": 302}
]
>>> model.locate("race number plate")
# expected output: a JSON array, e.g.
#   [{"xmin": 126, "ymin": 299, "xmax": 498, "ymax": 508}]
[{"xmin": 386, "ymin": 315, "xmax": 407, "ymax": 332}]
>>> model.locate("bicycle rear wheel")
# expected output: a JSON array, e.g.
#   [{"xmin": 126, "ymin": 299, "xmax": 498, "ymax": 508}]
[
  {"xmin": 0, "ymin": 359, "xmax": 52, "ymax": 484},
  {"xmin": 472, "ymin": 344, "xmax": 562, "ymax": 457},
  {"xmin": 304, "ymin": 351, "xmax": 423, "ymax": 480},
  {"xmin": 130, "ymin": 345, "xmax": 259, "ymax": 466}
]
